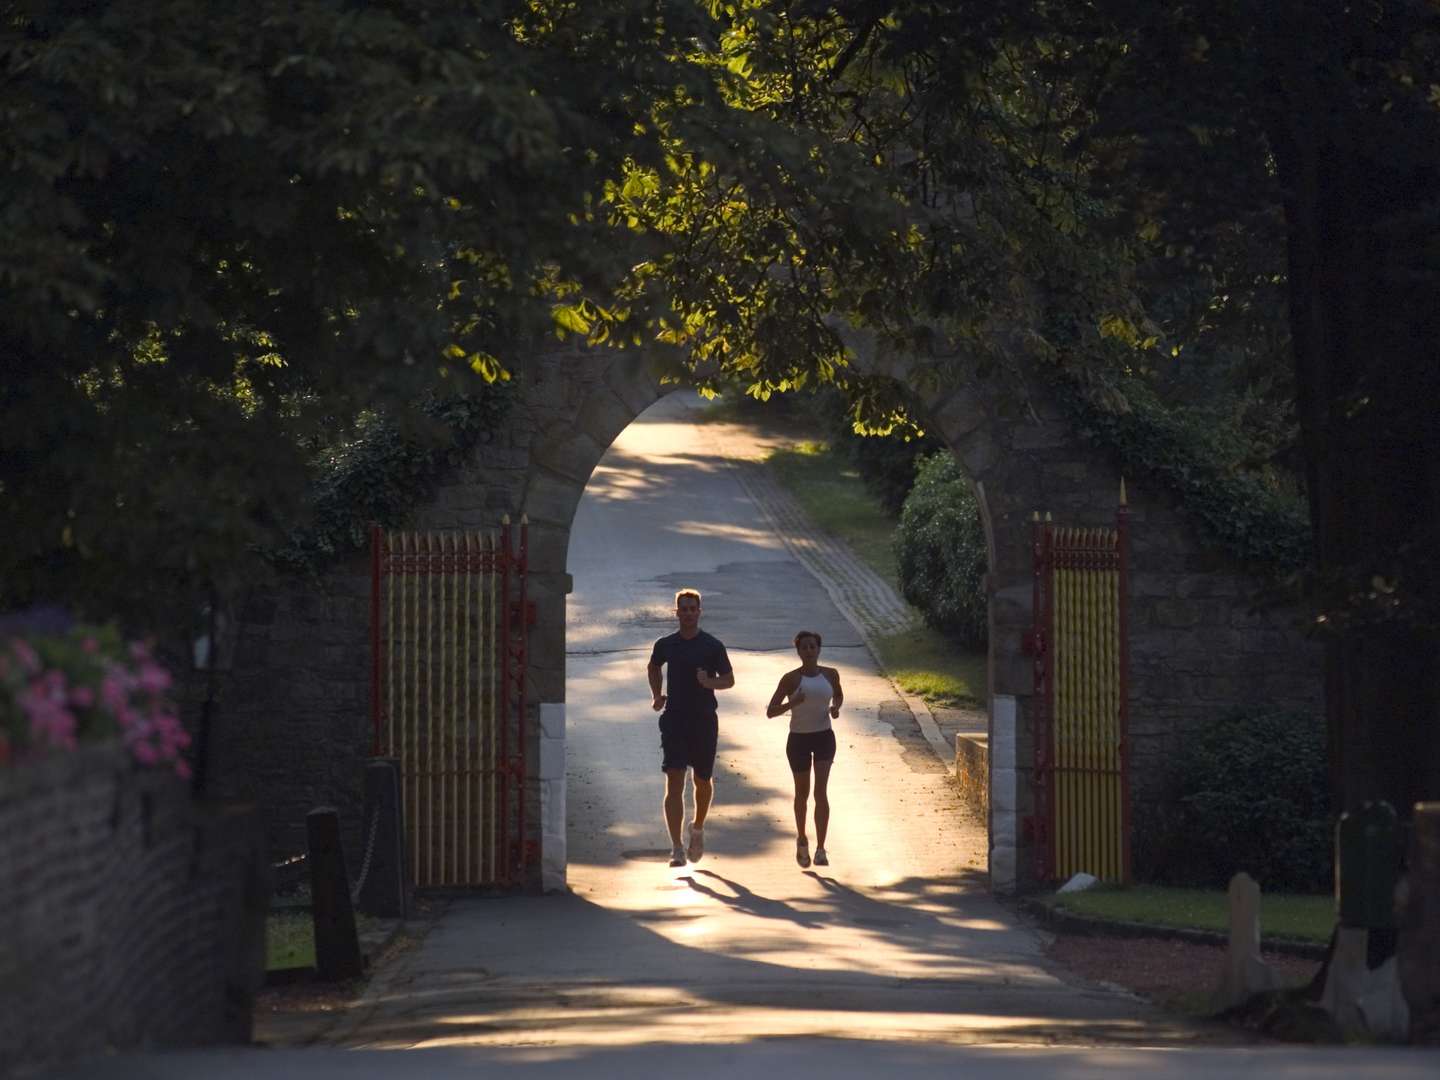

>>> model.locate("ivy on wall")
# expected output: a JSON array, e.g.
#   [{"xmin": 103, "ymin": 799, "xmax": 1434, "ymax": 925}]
[
  {"xmin": 267, "ymin": 386, "xmax": 515, "ymax": 576},
  {"xmin": 1049, "ymin": 367, "xmax": 1311, "ymax": 575}
]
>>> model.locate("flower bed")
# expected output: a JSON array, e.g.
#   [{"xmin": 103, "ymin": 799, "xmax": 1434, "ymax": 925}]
[{"xmin": 0, "ymin": 617, "xmax": 190, "ymax": 775}]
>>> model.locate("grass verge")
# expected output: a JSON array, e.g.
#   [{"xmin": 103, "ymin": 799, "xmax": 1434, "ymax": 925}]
[
  {"xmin": 267, "ymin": 909, "xmax": 385, "ymax": 971},
  {"xmin": 873, "ymin": 626, "xmax": 987, "ymax": 707},
  {"xmin": 1046, "ymin": 884, "xmax": 1333, "ymax": 943},
  {"xmin": 767, "ymin": 441, "xmax": 901, "ymax": 589},
  {"xmin": 763, "ymin": 440, "xmax": 987, "ymax": 707},
  {"xmin": 267, "ymin": 910, "xmax": 316, "ymax": 970}
]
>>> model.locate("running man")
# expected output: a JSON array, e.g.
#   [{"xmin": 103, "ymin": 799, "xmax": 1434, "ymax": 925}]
[
  {"xmin": 765, "ymin": 630, "xmax": 843, "ymax": 868},
  {"xmin": 648, "ymin": 588, "xmax": 735, "ymax": 867}
]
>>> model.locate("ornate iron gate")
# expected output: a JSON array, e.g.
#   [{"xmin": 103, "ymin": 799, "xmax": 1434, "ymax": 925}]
[
  {"xmin": 369, "ymin": 517, "xmax": 530, "ymax": 888},
  {"xmin": 1030, "ymin": 486, "xmax": 1131, "ymax": 884}
]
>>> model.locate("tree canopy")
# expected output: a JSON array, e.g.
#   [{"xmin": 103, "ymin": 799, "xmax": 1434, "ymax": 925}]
[{"xmin": 4, "ymin": 1, "xmax": 1437, "ymax": 813}]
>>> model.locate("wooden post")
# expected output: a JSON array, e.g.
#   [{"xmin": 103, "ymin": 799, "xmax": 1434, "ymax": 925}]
[{"xmin": 306, "ymin": 807, "xmax": 363, "ymax": 982}]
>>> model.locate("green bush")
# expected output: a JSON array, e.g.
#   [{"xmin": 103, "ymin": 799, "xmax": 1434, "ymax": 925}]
[
  {"xmin": 894, "ymin": 452, "xmax": 988, "ymax": 647},
  {"xmin": 1138, "ymin": 708, "xmax": 1331, "ymax": 893}
]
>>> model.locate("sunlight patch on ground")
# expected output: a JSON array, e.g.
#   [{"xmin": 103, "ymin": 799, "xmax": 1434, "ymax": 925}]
[{"xmin": 400, "ymin": 992, "xmax": 1145, "ymax": 1050}]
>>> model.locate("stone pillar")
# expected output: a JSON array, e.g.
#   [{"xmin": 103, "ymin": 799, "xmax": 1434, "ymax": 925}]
[
  {"xmin": 989, "ymin": 694, "xmax": 1019, "ymax": 893},
  {"xmin": 538, "ymin": 702, "xmax": 567, "ymax": 892},
  {"xmin": 1215, "ymin": 872, "xmax": 1280, "ymax": 1009}
]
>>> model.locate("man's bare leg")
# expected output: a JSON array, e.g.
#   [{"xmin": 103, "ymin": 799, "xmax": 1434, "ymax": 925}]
[
  {"xmin": 664, "ymin": 768, "xmax": 687, "ymax": 848},
  {"xmin": 692, "ymin": 774, "xmax": 714, "ymax": 830}
]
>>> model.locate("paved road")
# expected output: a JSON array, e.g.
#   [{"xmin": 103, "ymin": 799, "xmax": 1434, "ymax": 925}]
[
  {"xmin": 324, "ymin": 392, "xmax": 1212, "ymax": 1052},
  {"xmin": 49, "ymin": 393, "xmax": 1437, "ymax": 1077}
]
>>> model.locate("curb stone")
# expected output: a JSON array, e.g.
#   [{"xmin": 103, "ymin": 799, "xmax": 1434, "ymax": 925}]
[{"xmin": 1016, "ymin": 897, "xmax": 1329, "ymax": 961}]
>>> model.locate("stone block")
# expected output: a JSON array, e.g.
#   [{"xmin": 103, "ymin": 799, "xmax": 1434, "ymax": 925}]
[
  {"xmin": 1010, "ymin": 420, "xmax": 1074, "ymax": 451},
  {"xmin": 990, "ymin": 726, "xmax": 1017, "ymax": 773},
  {"xmin": 959, "ymin": 431, "xmax": 1001, "ymax": 477},
  {"xmin": 524, "ymin": 521, "xmax": 571, "ymax": 578},
  {"xmin": 538, "ymin": 734, "xmax": 566, "ymax": 781},
  {"xmin": 990, "ymin": 843, "xmax": 1019, "ymax": 893},
  {"xmin": 990, "ymin": 584, "xmax": 1031, "ymax": 624},
  {"xmin": 539, "ymin": 702, "xmax": 566, "ymax": 741},
  {"xmin": 533, "ymin": 428, "xmax": 606, "ymax": 485},
  {"xmin": 991, "ymin": 807, "xmax": 1017, "ymax": 847},
  {"xmin": 604, "ymin": 354, "xmax": 664, "ymax": 418},
  {"xmin": 1154, "ymin": 598, "xmax": 1201, "ymax": 628},
  {"xmin": 576, "ymin": 385, "xmax": 639, "ymax": 449},
  {"xmin": 930, "ymin": 390, "xmax": 990, "ymax": 441},
  {"xmin": 991, "ymin": 765, "xmax": 1018, "ymax": 813},
  {"xmin": 523, "ymin": 469, "xmax": 587, "ymax": 528},
  {"xmin": 540, "ymin": 777, "xmax": 567, "ymax": 892}
]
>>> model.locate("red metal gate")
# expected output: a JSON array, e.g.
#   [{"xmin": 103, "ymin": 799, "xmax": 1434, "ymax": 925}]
[
  {"xmin": 1030, "ymin": 485, "xmax": 1131, "ymax": 884},
  {"xmin": 369, "ymin": 516, "xmax": 530, "ymax": 887}
]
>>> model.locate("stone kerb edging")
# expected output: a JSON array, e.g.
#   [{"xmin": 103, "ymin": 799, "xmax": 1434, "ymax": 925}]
[{"xmin": 1015, "ymin": 896, "xmax": 1329, "ymax": 961}]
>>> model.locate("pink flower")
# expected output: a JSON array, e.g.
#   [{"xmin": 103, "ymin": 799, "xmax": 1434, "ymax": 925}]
[
  {"xmin": 69, "ymin": 686, "xmax": 95, "ymax": 709},
  {"xmin": 100, "ymin": 670, "xmax": 129, "ymax": 713},
  {"xmin": 19, "ymin": 674, "xmax": 77, "ymax": 750},
  {"xmin": 81, "ymin": 637, "xmax": 100, "ymax": 654},
  {"xmin": 136, "ymin": 662, "xmax": 171, "ymax": 694},
  {"xmin": 10, "ymin": 639, "xmax": 41, "ymax": 676}
]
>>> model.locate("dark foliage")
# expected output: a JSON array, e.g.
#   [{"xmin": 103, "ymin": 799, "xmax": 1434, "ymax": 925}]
[{"xmin": 1138, "ymin": 708, "xmax": 1331, "ymax": 893}]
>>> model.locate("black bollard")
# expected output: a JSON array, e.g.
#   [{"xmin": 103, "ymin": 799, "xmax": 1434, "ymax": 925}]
[
  {"xmin": 356, "ymin": 758, "xmax": 408, "ymax": 919},
  {"xmin": 306, "ymin": 807, "xmax": 363, "ymax": 981}
]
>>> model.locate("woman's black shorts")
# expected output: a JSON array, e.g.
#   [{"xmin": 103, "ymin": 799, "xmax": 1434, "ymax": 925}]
[{"xmin": 786, "ymin": 728, "xmax": 836, "ymax": 774}]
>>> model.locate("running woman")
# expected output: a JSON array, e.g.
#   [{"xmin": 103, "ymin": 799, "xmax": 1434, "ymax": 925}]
[{"xmin": 765, "ymin": 630, "xmax": 843, "ymax": 868}]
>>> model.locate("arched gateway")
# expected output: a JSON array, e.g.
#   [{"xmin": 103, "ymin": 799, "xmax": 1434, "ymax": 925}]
[{"xmin": 208, "ymin": 341, "xmax": 1319, "ymax": 894}]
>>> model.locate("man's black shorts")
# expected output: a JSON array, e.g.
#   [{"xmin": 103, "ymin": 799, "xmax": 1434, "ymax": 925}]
[
  {"xmin": 785, "ymin": 728, "xmax": 836, "ymax": 774},
  {"xmin": 659, "ymin": 712, "xmax": 719, "ymax": 780}
]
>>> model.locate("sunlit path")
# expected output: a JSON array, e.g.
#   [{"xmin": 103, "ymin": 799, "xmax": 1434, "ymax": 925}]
[{"xmin": 320, "ymin": 392, "xmax": 1229, "ymax": 1053}]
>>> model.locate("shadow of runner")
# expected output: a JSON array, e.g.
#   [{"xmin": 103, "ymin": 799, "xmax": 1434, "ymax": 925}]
[
  {"xmin": 331, "ymin": 892, "xmax": 1241, "ymax": 1052},
  {"xmin": 685, "ymin": 869, "xmax": 827, "ymax": 930}
]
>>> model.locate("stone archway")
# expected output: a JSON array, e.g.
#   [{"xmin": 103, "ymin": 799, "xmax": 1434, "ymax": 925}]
[
  {"xmin": 208, "ymin": 339, "xmax": 1320, "ymax": 894},
  {"xmin": 512, "ymin": 340, "xmax": 1320, "ymax": 893}
]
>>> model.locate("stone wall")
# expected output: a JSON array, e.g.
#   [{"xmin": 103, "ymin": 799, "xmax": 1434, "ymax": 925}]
[{"xmin": 0, "ymin": 744, "xmax": 269, "ymax": 1074}]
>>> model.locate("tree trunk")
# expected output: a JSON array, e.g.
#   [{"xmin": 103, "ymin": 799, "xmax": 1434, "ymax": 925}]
[{"xmin": 1279, "ymin": 105, "xmax": 1440, "ymax": 823}]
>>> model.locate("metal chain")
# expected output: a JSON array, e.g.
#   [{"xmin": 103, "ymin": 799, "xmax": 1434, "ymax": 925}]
[{"xmin": 351, "ymin": 802, "xmax": 381, "ymax": 905}]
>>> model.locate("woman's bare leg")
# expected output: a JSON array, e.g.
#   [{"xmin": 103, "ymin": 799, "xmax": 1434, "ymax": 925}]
[
  {"xmin": 812, "ymin": 758, "xmax": 833, "ymax": 849},
  {"xmin": 792, "ymin": 769, "xmax": 811, "ymax": 841}
]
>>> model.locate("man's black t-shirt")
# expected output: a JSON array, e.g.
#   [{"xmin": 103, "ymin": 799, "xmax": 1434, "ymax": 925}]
[{"xmin": 650, "ymin": 630, "xmax": 732, "ymax": 720}]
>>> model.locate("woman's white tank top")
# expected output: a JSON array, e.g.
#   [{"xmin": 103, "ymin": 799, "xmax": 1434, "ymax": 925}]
[{"xmin": 789, "ymin": 671, "xmax": 833, "ymax": 734}]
